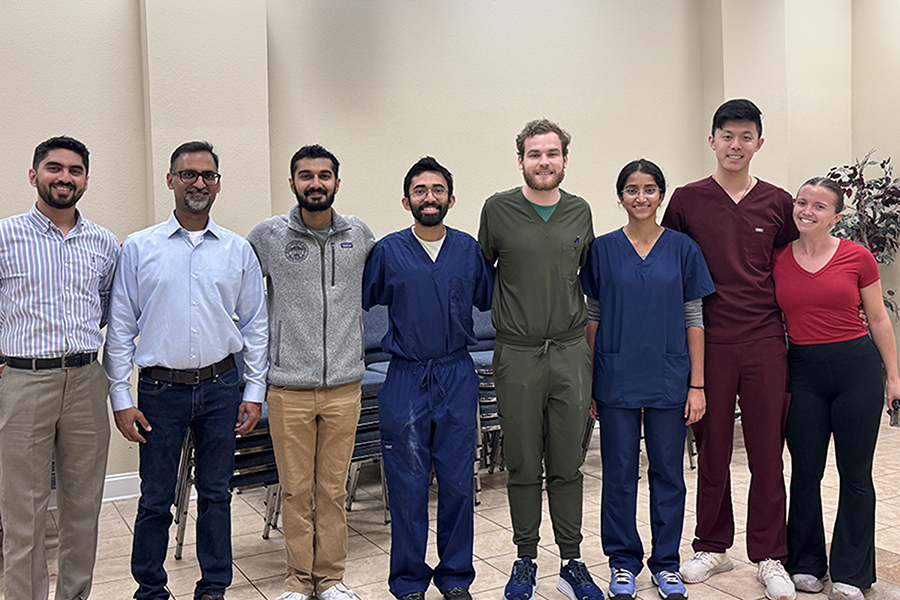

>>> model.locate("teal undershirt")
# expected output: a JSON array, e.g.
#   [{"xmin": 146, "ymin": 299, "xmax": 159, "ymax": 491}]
[{"xmin": 528, "ymin": 200, "xmax": 559, "ymax": 222}]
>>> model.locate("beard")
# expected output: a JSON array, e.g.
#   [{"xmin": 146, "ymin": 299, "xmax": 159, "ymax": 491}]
[
  {"xmin": 37, "ymin": 181, "xmax": 83, "ymax": 210},
  {"xmin": 411, "ymin": 201, "xmax": 448, "ymax": 227},
  {"xmin": 183, "ymin": 190, "xmax": 213, "ymax": 212},
  {"xmin": 523, "ymin": 168, "xmax": 565, "ymax": 191},
  {"xmin": 295, "ymin": 187, "xmax": 336, "ymax": 212}
]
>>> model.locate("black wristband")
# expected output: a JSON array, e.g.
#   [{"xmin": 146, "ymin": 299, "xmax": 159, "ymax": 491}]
[{"xmin": 689, "ymin": 385, "xmax": 704, "ymax": 390}]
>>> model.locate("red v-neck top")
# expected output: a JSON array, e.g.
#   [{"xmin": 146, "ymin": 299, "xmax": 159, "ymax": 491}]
[
  {"xmin": 662, "ymin": 176, "xmax": 798, "ymax": 343},
  {"xmin": 772, "ymin": 238, "xmax": 879, "ymax": 345}
]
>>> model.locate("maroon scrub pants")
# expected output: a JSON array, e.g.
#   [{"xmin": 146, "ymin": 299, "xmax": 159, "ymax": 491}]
[{"xmin": 692, "ymin": 336, "xmax": 790, "ymax": 563}]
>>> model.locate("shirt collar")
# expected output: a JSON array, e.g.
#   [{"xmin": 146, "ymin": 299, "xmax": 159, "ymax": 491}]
[
  {"xmin": 27, "ymin": 203, "xmax": 83, "ymax": 235},
  {"xmin": 164, "ymin": 211, "xmax": 222, "ymax": 240}
]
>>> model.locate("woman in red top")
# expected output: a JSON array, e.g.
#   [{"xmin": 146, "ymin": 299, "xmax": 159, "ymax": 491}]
[{"xmin": 772, "ymin": 177, "xmax": 900, "ymax": 600}]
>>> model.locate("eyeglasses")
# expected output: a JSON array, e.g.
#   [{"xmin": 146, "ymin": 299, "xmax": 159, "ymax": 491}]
[
  {"xmin": 622, "ymin": 186, "xmax": 659, "ymax": 198},
  {"xmin": 173, "ymin": 170, "xmax": 221, "ymax": 185},
  {"xmin": 409, "ymin": 186, "xmax": 448, "ymax": 202}
]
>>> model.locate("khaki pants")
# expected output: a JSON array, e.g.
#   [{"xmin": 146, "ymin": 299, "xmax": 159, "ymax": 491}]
[
  {"xmin": 267, "ymin": 381, "xmax": 361, "ymax": 595},
  {"xmin": 0, "ymin": 361, "xmax": 111, "ymax": 600}
]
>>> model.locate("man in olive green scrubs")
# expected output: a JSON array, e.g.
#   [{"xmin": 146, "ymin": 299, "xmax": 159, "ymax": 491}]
[{"xmin": 478, "ymin": 119, "xmax": 600, "ymax": 600}]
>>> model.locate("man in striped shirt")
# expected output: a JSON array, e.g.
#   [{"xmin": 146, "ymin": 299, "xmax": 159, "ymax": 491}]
[{"xmin": 0, "ymin": 136, "xmax": 119, "ymax": 600}]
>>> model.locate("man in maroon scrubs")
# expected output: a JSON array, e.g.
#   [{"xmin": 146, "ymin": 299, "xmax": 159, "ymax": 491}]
[{"xmin": 662, "ymin": 99, "xmax": 799, "ymax": 600}]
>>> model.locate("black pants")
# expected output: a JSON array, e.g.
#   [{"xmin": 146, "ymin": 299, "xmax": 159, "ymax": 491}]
[{"xmin": 785, "ymin": 335, "xmax": 883, "ymax": 589}]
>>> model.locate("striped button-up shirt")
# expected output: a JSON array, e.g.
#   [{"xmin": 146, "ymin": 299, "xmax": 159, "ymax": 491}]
[{"xmin": 0, "ymin": 204, "xmax": 119, "ymax": 358}]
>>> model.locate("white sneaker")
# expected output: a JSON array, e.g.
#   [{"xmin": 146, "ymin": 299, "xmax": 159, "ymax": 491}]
[
  {"xmin": 757, "ymin": 559, "xmax": 796, "ymax": 600},
  {"xmin": 275, "ymin": 593, "xmax": 311, "ymax": 600},
  {"xmin": 828, "ymin": 582, "xmax": 864, "ymax": 600},
  {"xmin": 679, "ymin": 551, "xmax": 734, "ymax": 583},
  {"xmin": 791, "ymin": 573, "xmax": 825, "ymax": 593},
  {"xmin": 319, "ymin": 582, "xmax": 361, "ymax": 600}
]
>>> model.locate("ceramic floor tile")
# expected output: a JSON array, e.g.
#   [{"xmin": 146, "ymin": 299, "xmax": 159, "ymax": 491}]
[
  {"xmin": 249, "ymin": 573, "xmax": 287, "ymax": 599},
  {"xmin": 165, "ymin": 563, "xmax": 247, "ymax": 597},
  {"xmin": 342, "ymin": 552, "xmax": 392, "ymax": 589},
  {"xmin": 18, "ymin": 419, "xmax": 900, "ymax": 600},
  {"xmin": 232, "ymin": 549, "xmax": 285, "ymax": 581}
]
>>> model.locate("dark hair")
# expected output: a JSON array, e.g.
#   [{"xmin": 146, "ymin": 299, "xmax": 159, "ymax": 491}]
[
  {"xmin": 170, "ymin": 141, "xmax": 218, "ymax": 173},
  {"xmin": 799, "ymin": 176, "xmax": 845, "ymax": 213},
  {"xmin": 403, "ymin": 156, "xmax": 454, "ymax": 198},
  {"xmin": 290, "ymin": 144, "xmax": 340, "ymax": 179},
  {"xmin": 515, "ymin": 119, "xmax": 572, "ymax": 158},
  {"xmin": 33, "ymin": 136, "xmax": 90, "ymax": 173},
  {"xmin": 615, "ymin": 159, "xmax": 666, "ymax": 198},
  {"xmin": 711, "ymin": 99, "xmax": 763, "ymax": 137}
]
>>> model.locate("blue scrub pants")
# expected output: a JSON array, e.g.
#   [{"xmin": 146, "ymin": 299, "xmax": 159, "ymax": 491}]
[
  {"xmin": 597, "ymin": 404, "xmax": 686, "ymax": 576},
  {"xmin": 379, "ymin": 348, "xmax": 478, "ymax": 598}
]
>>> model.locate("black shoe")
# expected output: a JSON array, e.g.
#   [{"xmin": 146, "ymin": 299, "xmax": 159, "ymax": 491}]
[
  {"xmin": 198, "ymin": 595, "xmax": 225, "ymax": 600},
  {"xmin": 443, "ymin": 588, "xmax": 472, "ymax": 600},
  {"xmin": 399, "ymin": 593, "xmax": 426, "ymax": 600}
]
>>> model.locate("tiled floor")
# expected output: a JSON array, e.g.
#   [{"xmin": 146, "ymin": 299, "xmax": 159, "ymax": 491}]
[{"xmin": 6, "ymin": 419, "xmax": 900, "ymax": 600}]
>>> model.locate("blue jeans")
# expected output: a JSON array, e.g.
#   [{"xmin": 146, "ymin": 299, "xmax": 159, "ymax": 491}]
[{"xmin": 131, "ymin": 364, "xmax": 241, "ymax": 600}]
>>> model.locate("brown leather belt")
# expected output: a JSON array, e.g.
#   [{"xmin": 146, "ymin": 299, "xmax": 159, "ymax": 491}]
[
  {"xmin": 140, "ymin": 354, "xmax": 235, "ymax": 385},
  {"xmin": 5, "ymin": 352, "xmax": 98, "ymax": 370}
]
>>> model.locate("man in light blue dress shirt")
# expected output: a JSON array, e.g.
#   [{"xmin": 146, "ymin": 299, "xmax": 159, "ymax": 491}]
[
  {"xmin": 104, "ymin": 141, "xmax": 268, "ymax": 600},
  {"xmin": 0, "ymin": 136, "xmax": 119, "ymax": 600}
]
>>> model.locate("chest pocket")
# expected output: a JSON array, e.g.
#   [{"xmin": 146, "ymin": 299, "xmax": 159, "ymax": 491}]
[
  {"xmin": 449, "ymin": 276, "xmax": 475, "ymax": 322},
  {"xmin": 745, "ymin": 225, "xmax": 777, "ymax": 270},
  {"xmin": 560, "ymin": 241, "xmax": 579, "ymax": 283}
]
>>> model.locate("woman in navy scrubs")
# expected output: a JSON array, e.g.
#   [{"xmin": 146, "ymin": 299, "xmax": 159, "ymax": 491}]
[{"xmin": 581, "ymin": 159, "xmax": 714, "ymax": 600}]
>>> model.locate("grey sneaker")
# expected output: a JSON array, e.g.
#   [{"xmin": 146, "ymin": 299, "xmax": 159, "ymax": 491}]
[
  {"xmin": 828, "ymin": 582, "xmax": 864, "ymax": 600},
  {"xmin": 679, "ymin": 551, "xmax": 734, "ymax": 583},
  {"xmin": 791, "ymin": 573, "xmax": 825, "ymax": 593},
  {"xmin": 757, "ymin": 559, "xmax": 796, "ymax": 600}
]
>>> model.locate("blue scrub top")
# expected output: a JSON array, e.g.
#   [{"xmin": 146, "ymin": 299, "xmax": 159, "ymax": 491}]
[
  {"xmin": 362, "ymin": 227, "xmax": 494, "ymax": 362},
  {"xmin": 579, "ymin": 228, "xmax": 714, "ymax": 408}
]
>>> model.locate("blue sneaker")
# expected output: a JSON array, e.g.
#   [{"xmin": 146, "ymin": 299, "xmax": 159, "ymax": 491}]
[
  {"xmin": 557, "ymin": 560, "xmax": 603, "ymax": 600},
  {"xmin": 608, "ymin": 568, "xmax": 636, "ymax": 600},
  {"xmin": 651, "ymin": 571, "xmax": 687, "ymax": 600},
  {"xmin": 504, "ymin": 557, "xmax": 537, "ymax": 600}
]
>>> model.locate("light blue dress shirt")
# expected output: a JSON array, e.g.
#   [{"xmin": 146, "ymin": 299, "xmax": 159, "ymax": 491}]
[{"xmin": 104, "ymin": 213, "xmax": 268, "ymax": 411}]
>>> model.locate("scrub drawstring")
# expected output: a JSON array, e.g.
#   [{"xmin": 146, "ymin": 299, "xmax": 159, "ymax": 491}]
[
  {"xmin": 535, "ymin": 338, "xmax": 566, "ymax": 356},
  {"xmin": 418, "ymin": 359, "xmax": 447, "ymax": 397}
]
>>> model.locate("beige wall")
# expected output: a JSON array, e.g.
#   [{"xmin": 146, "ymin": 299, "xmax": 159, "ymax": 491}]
[{"xmin": 1, "ymin": 1, "xmax": 898, "ymax": 478}]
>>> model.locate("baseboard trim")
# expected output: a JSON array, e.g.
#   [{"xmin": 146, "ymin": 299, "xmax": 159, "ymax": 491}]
[{"xmin": 102, "ymin": 471, "xmax": 141, "ymax": 502}]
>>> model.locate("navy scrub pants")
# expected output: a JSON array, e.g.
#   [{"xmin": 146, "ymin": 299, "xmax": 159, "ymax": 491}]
[
  {"xmin": 597, "ymin": 403, "xmax": 687, "ymax": 576},
  {"xmin": 379, "ymin": 348, "xmax": 478, "ymax": 598}
]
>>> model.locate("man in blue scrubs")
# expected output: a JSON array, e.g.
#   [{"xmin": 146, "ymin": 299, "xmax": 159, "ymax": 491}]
[{"xmin": 362, "ymin": 157, "xmax": 493, "ymax": 600}]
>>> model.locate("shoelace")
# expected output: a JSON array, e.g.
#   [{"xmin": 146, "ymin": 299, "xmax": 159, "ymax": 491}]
[
  {"xmin": 613, "ymin": 568, "xmax": 634, "ymax": 585},
  {"xmin": 565, "ymin": 562, "xmax": 595, "ymax": 587},
  {"xmin": 692, "ymin": 551, "xmax": 720, "ymax": 567},
  {"xmin": 513, "ymin": 560, "xmax": 537, "ymax": 585},
  {"xmin": 656, "ymin": 571, "xmax": 681, "ymax": 585},
  {"xmin": 759, "ymin": 559, "xmax": 790, "ymax": 581}
]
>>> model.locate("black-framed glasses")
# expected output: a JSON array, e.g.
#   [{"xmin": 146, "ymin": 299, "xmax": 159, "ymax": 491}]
[
  {"xmin": 410, "ymin": 186, "xmax": 447, "ymax": 201},
  {"xmin": 173, "ymin": 170, "xmax": 221, "ymax": 184}
]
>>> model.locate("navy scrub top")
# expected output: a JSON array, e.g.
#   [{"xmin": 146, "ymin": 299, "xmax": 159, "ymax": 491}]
[
  {"xmin": 362, "ymin": 227, "xmax": 494, "ymax": 362},
  {"xmin": 579, "ymin": 227, "xmax": 715, "ymax": 408}
]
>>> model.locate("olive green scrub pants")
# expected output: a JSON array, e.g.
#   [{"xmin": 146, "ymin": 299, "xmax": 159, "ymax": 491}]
[{"xmin": 493, "ymin": 333, "xmax": 592, "ymax": 559}]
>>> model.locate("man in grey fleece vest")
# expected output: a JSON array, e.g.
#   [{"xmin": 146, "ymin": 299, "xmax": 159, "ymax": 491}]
[{"xmin": 247, "ymin": 145, "xmax": 375, "ymax": 600}]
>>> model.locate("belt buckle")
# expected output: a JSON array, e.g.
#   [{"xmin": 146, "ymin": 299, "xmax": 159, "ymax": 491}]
[{"xmin": 188, "ymin": 370, "xmax": 201, "ymax": 385}]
